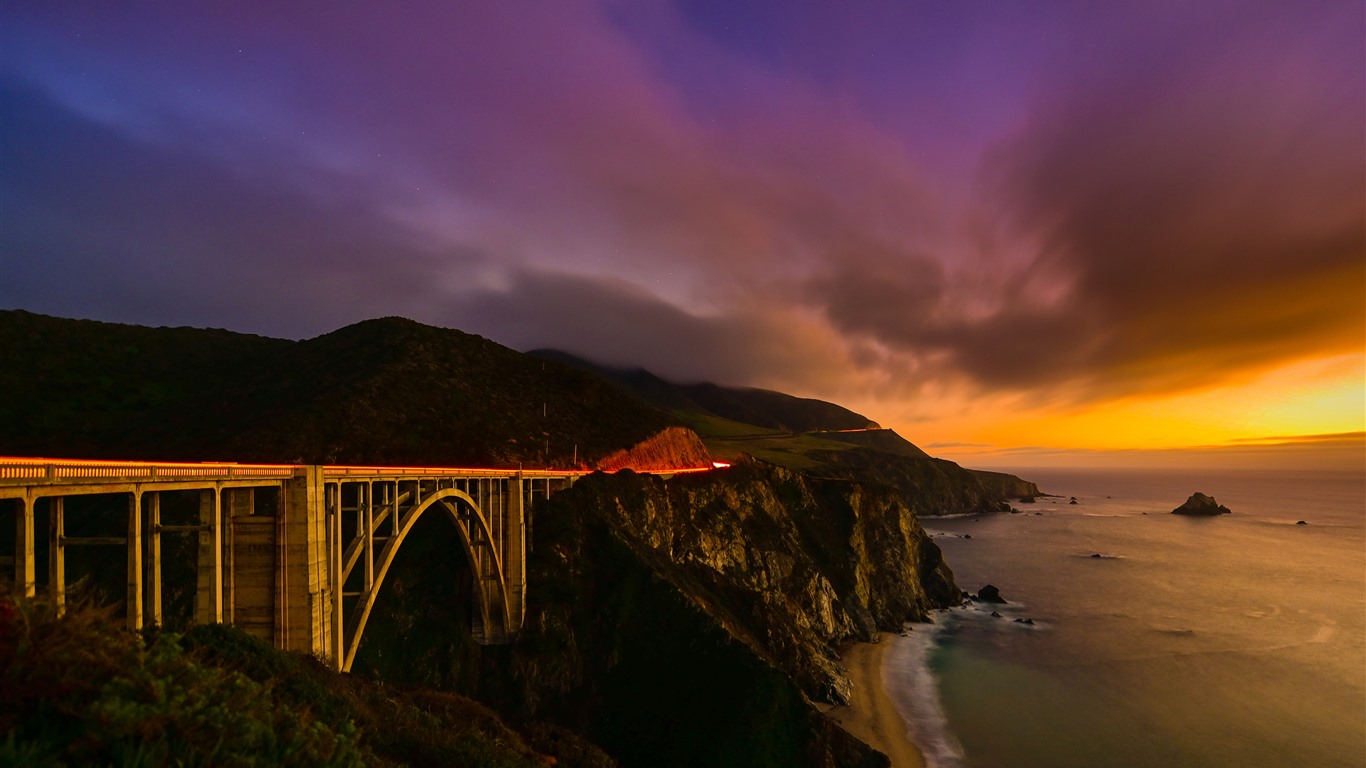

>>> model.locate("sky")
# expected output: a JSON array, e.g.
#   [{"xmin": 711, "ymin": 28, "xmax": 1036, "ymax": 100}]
[{"xmin": 2, "ymin": 1, "xmax": 1363, "ymax": 469}]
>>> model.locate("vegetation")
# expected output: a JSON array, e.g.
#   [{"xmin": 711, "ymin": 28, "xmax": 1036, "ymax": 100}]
[{"xmin": 0, "ymin": 598, "xmax": 613, "ymax": 767}]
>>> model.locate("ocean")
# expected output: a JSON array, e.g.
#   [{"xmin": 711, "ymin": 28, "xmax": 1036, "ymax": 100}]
[{"xmin": 889, "ymin": 467, "xmax": 1366, "ymax": 768}]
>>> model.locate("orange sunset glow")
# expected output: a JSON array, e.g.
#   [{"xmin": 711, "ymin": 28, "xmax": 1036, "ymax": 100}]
[{"xmin": 888, "ymin": 352, "xmax": 1365, "ymax": 469}]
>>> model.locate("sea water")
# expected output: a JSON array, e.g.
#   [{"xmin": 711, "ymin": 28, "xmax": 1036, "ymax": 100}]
[{"xmin": 890, "ymin": 468, "xmax": 1366, "ymax": 768}]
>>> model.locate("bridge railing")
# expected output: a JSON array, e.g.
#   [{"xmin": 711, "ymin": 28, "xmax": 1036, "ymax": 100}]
[
  {"xmin": 1, "ymin": 457, "xmax": 717, "ymax": 486},
  {"xmin": 321, "ymin": 464, "xmax": 589, "ymax": 480},
  {"xmin": 0, "ymin": 458, "xmax": 297, "ymax": 484}
]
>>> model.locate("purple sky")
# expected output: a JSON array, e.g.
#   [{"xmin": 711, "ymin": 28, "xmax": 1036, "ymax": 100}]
[{"xmin": 2, "ymin": 1, "xmax": 1362, "ymax": 450}]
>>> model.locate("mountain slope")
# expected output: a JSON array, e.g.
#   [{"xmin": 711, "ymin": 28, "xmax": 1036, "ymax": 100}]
[
  {"xmin": 0, "ymin": 311, "xmax": 682, "ymax": 467},
  {"xmin": 525, "ymin": 348, "xmax": 1040, "ymax": 511},
  {"xmin": 527, "ymin": 350, "xmax": 877, "ymax": 434}
]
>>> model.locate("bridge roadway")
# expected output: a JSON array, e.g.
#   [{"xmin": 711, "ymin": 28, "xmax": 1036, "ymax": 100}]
[{"xmin": 0, "ymin": 457, "xmax": 708, "ymax": 671}]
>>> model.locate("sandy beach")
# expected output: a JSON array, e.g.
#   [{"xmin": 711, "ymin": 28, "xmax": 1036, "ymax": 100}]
[{"xmin": 826, "ymin": 633, "xmax": 926, "ymax": 768}]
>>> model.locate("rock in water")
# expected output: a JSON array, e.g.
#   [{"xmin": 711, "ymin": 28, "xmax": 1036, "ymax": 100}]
[
  {"xmin": 1172, "ymin": 492, "xmax": 1232, "ymax": 516},
  {"xmin": 978, "ymin": 584, "xmax": 1007, "ymax": 603}
]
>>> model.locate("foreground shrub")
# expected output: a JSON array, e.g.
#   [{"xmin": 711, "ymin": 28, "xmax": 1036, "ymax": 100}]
[{"xmin": 0, "ymin": 599, "xmax": 363, "ymax": 766}]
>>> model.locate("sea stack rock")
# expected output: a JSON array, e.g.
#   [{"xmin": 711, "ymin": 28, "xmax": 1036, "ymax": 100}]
[
  {"xmin": 1172, "ymin": 492, "xmax": 1231, "ymax": 516},
  {"xmin": 978, "ymin": 584, "xmax": 1007, "ymax": 603}
]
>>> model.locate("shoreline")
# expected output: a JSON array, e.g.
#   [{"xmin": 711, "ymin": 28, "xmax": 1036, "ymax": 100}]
[{"xmin": 826, "ymin": 632, "xmax": 926, "ymax": 768}]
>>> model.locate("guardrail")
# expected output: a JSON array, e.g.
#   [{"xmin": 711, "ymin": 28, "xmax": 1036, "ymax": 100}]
[
  {"xmin": 0, "ymin": 457, "xmax": 717, "ymax": 485},
  {"xmin": 0, "ymin": 458, "xmax": 297, "ymax": 484}
]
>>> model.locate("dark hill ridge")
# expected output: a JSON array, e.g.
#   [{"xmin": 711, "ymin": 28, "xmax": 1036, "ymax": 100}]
[
  {"xmin": 0, "ymin": 311, "xmax": 678, "ymax": 467},
  {"xmin": 677, "ymin": 381, "xmax": 879, "ymax": 433},
  {"xmin": 528, "ymin": 350, "xmax": 879, "ymax": 433}
]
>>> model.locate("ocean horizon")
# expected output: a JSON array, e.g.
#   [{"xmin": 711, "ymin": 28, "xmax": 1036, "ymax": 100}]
[{"xmin": 896, "ymin": 466, "xmax": 1366, "ymax": 768}]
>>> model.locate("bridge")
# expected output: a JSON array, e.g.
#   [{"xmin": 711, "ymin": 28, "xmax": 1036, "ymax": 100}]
[{"xmin": 0, "ymin": 457, "xmax": 686, "ymax": 671}]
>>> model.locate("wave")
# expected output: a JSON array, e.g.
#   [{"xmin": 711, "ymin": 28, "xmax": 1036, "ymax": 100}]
[{"xmin": 882, "ymin": 618, "xmax": 966, "ymax": 768}]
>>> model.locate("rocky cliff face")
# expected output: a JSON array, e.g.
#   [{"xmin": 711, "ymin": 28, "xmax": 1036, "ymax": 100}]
[
  {"xmin": 502, "ymin": 461, "xmax": 958, "ymax": 767},
  {"xmin": 592, "ymin": 426, "xmax": 712, "ymax": 471},
  {"xmin": 970, "ymin": 469, "xmax": 1043, "ymax": 500},
  {"xmin": 809, "ymin": 448, "xmax": 1022, "ymax": 515}
]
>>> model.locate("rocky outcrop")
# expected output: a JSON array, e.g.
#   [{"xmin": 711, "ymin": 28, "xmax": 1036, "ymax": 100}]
[
  {"xmin": 1172, "ymin": 492, "xmax": 1231, "ymax": 516},
  {"xmin": 503, "ymin": 462, "xmax": 958, "ymax": 767},
  {"xmin": 977, "ymin": 584, "xmax": 1006, "ymax": 603},
  {"xmin": 593, "ymin": 426, "xmax": 712, "ymax": 472},
  {"xmin": 970, "ymin": 470, "xmax": 1043, "ymax": 501},
  {"xmin": 807, "ymin": 449, "xmax": 1025, "ymax": 515}
]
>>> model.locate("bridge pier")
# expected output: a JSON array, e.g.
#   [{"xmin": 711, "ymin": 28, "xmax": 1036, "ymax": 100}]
[
  {"xmin": 281, "ymin": 465, "xmax": 334, "ymax": 660},
  {"xmin": 194, "ymin": 490, "xmax": 222, "ymax": 625},
  {"xmin": 49, "ymin": 497, "xmax": 64, "ymax": 616},
  {"xmin": 127, "ymin": 492, "xmax": 141, "ymax": 631},
  {"xmin": 147, "ymin": 493, "xmax": 161, "ymax": 626},
  {"xmin": 14, "ymin": 497, "xmax": 35, "ymax": 598},
  {"xmin": 506, "ymin": 473, "xmax": 525, "ymax": 629}
]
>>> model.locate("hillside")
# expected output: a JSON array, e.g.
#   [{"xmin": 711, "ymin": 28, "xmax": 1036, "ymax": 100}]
[
  {"xmin": 527, "ymin": 349, "xmax": 1039, "ymax": 512},
  {"xmin": 0, "ymin": 311, "xmax": 682, "ymax": 468},
  {"xmin": 527, "ymin": 350, "xmax": 878, "ymax": 434}
]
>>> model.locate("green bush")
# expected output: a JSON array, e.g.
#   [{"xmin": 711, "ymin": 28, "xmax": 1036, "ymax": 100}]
[{"xmin": 0, "ymin": 599, "xmax": 363, "ymax": 767}]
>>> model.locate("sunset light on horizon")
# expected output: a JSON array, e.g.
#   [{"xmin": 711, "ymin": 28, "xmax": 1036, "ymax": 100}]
[{"xmin": 2, "ymin": 1, "xmax": 1361, "ymax": 470}]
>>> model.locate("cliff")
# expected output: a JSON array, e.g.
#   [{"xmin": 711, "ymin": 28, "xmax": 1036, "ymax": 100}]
[
  {"xmin": 807, "ymin": 447, "xmax": 1013, "ymax": 515},
  {"xmin": 345, "ymin": 462, "xmax": 954, "ymax": 767},
  {"xmin": 970, "ymin": 469, "xmax": 1043, "ymax": 500}
]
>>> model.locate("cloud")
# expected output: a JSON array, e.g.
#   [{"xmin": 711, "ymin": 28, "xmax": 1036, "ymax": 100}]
[
  {"xmin": 0, "ymin": 81, "xmax": 470, "ymax": 338},
  {"xmin": 0, "ymin": 0, "xmax": 1360, "ymax": 422},
  {"xmin": 982, "ymin": 3, "xmax": 1365, "ymax": 398},
  {"xmin": 439, "ymin": 267, "xmax": 865, "ymax": 394},
  {"xmin": 787, "ymin": 2, "xmax": 1365, "ymax": 405}
]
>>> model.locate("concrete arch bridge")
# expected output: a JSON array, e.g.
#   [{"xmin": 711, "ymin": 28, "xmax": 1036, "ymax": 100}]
[{"xmin": 0, "ymin": 458, "xmax": 657, "ymax": 671}]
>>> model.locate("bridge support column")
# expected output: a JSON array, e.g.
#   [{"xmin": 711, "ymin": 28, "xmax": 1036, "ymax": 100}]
[
  {"xmin": 15, "ymin": 496, "xmax": 35, "ymax": 598},
  {"xmin": 195, "ymin": 489, "xmax": 222, "ymax": 624},
  {"xmin": 506, "ymin": 474, "xmax": 526, "ymax": 630},
  {"xmin": 281, "ymin": 466, "xmax": 335, "ymax": 665},
  {"xmin": 329, "ymin": 487, "xmax": 343, "ymax": 669},
  {"xmin": 147, "ymin": 493, "xmax": 161, "ymax": 626},
  {"xmin": 363, "ymin": 484, "xmax": 374, "ymax": 594},
  {"xmin": 49, "ymin": 497, "xmax": 64, "ymax": 616},
  {"xmin": 225, "ymin": 489, "xmax": 253, "ymax": 626},
  {"xmin": 127, "ymin": 492, "xmax": 142, "ymax": 631}
]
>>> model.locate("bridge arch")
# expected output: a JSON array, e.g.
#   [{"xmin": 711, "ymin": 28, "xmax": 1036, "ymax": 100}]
[{"xmin": 341, "ymin": 488, "xmax": 509, "ymax": 672}]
